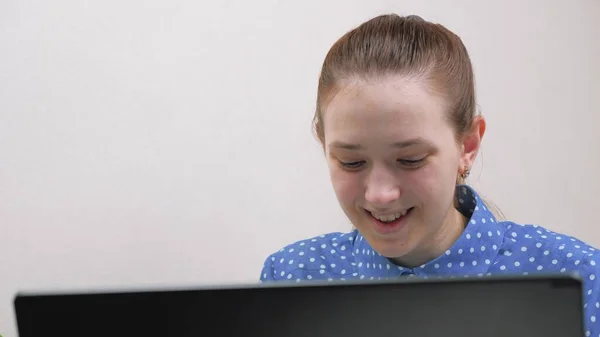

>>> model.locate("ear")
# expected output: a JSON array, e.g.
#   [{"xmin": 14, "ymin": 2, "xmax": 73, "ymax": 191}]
[{"xmin": 459, "ymin": 115, "xmax": 486, "ymax": 174}]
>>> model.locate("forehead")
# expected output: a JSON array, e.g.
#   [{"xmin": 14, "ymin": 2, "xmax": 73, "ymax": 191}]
[{"xmin": 322, "ymin": 77, "xmax": 451, "ymax": 145}]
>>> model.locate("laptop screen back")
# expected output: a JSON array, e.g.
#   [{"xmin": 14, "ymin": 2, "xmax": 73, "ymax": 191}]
[{"xmin": 14, "ymin": 275, "xmax": 584, "ymax": 337}]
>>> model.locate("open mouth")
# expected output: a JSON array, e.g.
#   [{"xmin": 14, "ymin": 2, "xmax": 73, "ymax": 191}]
[
  {"xmin": 366, "ymin": 207, "xmax": 415, "ymax": 234},
  {"xmin": 368, "ymin": 207, "xmax": 414, "ymax": 223}
]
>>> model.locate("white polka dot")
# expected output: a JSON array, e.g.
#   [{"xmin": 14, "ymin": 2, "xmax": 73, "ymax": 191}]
[
  {"xmin": 567, "ymin": 253, "xmax": 573, "ymax": 258},
  {"xmin": 521, "ymin": 247, "xmax": 527, "ymax": 252},
  {"xmin": 300, "ymin": 242, "xmax": 306, "ymax": 246},
  {"xmin": 299, "ymin": 263, "xmax": 304, "ymax": 268},
  {"xmin": 592, "ymin": 316, "xmax": 596, "ymax": 323},
  {"xmin": 500, "ymin": 265, "xmax": 506, "ymax": 270},
  {"xmin": 358, "ymin": 262, "xmax": 363, "ymax": 267},
  {"xmin": 310, "ymin": 247, "xmax": 316, "ymax": 251},
  {"xmin": 493, "ymin": 245, "xmax": 498, "ymax": 250},
  {"xmin": 360, "ymin": 275, "xmax": 365, "ymax": 279},
  {"xmin": 543, "ymin": 250, "xmax": 550, "ymax": 256},
  {"xmin": 472, "ymin": 261, "xmax": 478, "ymax": 266},
  {"xmin": 341, "ymin": 269, "xmax": 346, "ymax": 275},
  {"xmin": 341, "ymin": 256, "xmax": 346, "ymax": 260},
  {"xmin": 330, "ymin": 263, "xmax": 336, "ymax": 268},
  {"xmin": 310, "ymin": 257, "xmax": 315, "ymax": 262},
  {"xmin": 481, "ymin": 246, "xmax": 486, "ymax": 251},
  {"xmin": 482, "ymin": 218, "xmax": 487, "ymax": 224},
  {"xmin": 477, "ymin": 233, "xmax": 482, "ymax": 238},
  {"xmin": 560, "ymin": 268, "xmax": 566, "ymax": 273},
  {"xmin": 320, "ymin": 264, "xmax": 326, "ymax": 269},
  {"xmin": 537, "ymin": 265, "xmax": 543, "ymax": 271},
  {"xmin": 387, "ymin": 264, "xmax": 391, "ymax": 270},
  {"xmin": 321, "ymin": 244, "xmax": 326, "ymax": 249},
  {"xmin": 307, "ymin": 275, "xmax": 312, "ymax": 279},
  {"xmin": 279, "ymin": 258, "xmax": 284, "ymax": 264},
  {"xmin": 552, "ymin": 259, "xmax": 558, "ymax": 265},
  {"xmin": 590, "ymin": 274, "xmax": 596, "ymax": 281},
  {"xmin": 445, "ymin": 250, "xmax": 451, "ymax": 255},
  {"xmin": 488, "ymin": 231, "xmax": 492, "ymax": 237},
  {"xmin": 299, "ymin": 251, "xmax": 305, "ymax": 256},
  {"xmin": 591, "ymin": 260, "xmax": 596, "ymax": 266},
  {"xmin": 575, "ymin": 260, "xmax": 581, "ymax": 265},
  {"xmin": 485, "ymin": 259, "xmax": 491, "ymax": 265},
  {"xmin": 447, "ymin": 262, "xmax": 453, "ymax": 268},
  {"xmin": 289, "ymin": 260, "xmax": 294, "ymax": 264},
  {"xmin": 280, "ymin": 271, "xmax": 285, "ymax": 276},
  {"xmin": 536, "ymin": 243, "xmax": 542, "ymax": 248},
  {"xmin": 588, "ymin": 289, "xmax": 593, "ymax": 295},
  {"xmin": 596, "ymin": 302, "xmax": 599, "ymax": 308},
  {"xmin": 460, "ymin": 262, "xmax": 465, "ymax": 267},
  {"xmin": 466, "ymin": 234, "xmax": 471, "ymax": 239},
  {"xmin": 515, "ymin": 261, "xmax": 521, "ymax": 267},
  {"xmin": 458, "ymin": 249, "xmax": 463, "ymax": 254},
  {"xmin": 434, "ymin": 263, "xmax": 440, "ymax": 269},
  {"xmin": 559, "ymin": 245, "xmax": 565, "ymax": 250},
  {"xmin": 470, "ymin": 248, "xmax": 475, "ymax": 253},
  {"xmin": 319, "ymin": 269, "xmax": 325, "ymax": 274},
  {"xmin": 511, "ymin": 232, "xmax": 517, "ymax": 238},
  {"xmin": 341, "ymin": 246, "xmax": 346, "ymax": 251},
  {"xmin": 330, "ymin": 249, "xmax": 336, "ymax": 254},
  {"xmin": 367, "ymin": 263, "xmax": 370, "ymax": 268},
  {"xmin": 287, "ymin": 274, "xmax": 292, "ymax": 279},
  {"xmin": 529, "ymin": 257, "xmax": 535, "ymax": 262}
]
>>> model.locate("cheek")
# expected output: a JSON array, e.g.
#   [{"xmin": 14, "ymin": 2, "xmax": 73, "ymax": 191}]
[
  {"xmin": 406, "ymin": 158, "xmax": 457, "ymax": 203},
  {"xmin": 329, "ymin": 167, "xmax": 362, "ymax": 205}
]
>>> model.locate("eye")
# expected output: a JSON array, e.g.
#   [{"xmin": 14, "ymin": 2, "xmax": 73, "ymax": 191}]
[
  {"xmin": 398, "ymin": 157, "xmax": 426, "ymax": 168},
  {"xmin": 338, "ymin": 160, "xmax": 366, "ymax": 170}
]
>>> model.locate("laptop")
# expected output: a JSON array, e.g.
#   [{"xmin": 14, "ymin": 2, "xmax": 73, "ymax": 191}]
[{"xmin": 14, "ymin": 274, "xmax": 584, "ymax": 337}]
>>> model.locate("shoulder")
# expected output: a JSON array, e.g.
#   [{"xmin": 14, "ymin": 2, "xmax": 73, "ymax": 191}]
[
  {"xmin": 499, "ymin": 221, "xmax": 600, "ymax": 274},
  {"xmin": 259, "ymin": 231, "xmax": 358, "ymax": 282}
]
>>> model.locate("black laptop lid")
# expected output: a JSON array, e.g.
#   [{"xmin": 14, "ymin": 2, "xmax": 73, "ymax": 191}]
[{"xmin": 14, "ymin": 275, "xmax": 584, "ymax": 337}]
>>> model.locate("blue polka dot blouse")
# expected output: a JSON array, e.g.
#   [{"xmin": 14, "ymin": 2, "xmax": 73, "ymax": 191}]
[{"xmin": 260, "ymin": 185, "xmax": 600, "ymax": 336}]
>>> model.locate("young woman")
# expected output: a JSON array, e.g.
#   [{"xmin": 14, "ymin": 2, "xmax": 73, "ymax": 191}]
[{"xmin": 260, "ymin": 14, "xmax": 600, "ymax": 335}]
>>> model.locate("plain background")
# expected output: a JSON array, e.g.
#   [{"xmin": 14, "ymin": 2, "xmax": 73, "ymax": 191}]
[{"xmin": 1, "ymin": 0, "xmax": 599, "ymax": 336}]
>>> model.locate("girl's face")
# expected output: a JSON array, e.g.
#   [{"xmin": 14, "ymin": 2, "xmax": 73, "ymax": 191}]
[{"xmin": 322, "ymin": 76, "xmax": 484, "ymax": 266}]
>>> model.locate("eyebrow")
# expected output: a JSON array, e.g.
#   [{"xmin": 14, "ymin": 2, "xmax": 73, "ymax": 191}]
[{"xmin": 329, "ymin": 138, "xmax": 431, "ymax": 150}]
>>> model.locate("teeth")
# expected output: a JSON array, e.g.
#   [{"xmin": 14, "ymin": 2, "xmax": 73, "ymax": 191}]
[
  {"xmin": 370, "ymin": 208, "xmax": 412, "ymax": 222},
  {"xmin": 373, "ymin": 212, "xmax": 402, "ymax": 222}
]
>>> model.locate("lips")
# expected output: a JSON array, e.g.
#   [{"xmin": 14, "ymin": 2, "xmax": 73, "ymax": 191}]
[
  {"xmin": 366, "ymin": 207, "xmax": 415, "ymax": 235},
  {"xmin": 368, "ymin": 208, "xmax": 413, "ymax": 223}
]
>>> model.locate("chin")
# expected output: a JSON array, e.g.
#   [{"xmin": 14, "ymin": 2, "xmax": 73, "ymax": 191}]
[{"xmin": 363, "ymin": 234, "xmax": 412, "ymax": 258}]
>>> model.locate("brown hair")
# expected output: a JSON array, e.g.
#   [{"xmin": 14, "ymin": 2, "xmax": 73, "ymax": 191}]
[{"xmin": 312, "ymin": 13, "xmax": 505, "ymax": 220}]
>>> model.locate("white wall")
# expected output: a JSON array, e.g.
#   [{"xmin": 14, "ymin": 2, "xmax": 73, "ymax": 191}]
[{"xmin": 1, "ymin": 0, "xmax": 599, "ymax": 335}]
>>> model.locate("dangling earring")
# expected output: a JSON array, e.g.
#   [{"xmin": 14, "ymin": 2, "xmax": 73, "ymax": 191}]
[{"xmin": 461, "ymin": 165, "xmax": 471, "ymax": 181}]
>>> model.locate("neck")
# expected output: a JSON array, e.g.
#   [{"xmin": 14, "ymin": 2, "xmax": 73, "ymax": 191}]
[{"xmin": 391, "ymin": 207, "xmax": 467, "ymax": 268}]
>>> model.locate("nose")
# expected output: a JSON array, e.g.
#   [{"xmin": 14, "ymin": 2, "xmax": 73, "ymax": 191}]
[{"xmin": 364, "ymin": 165, "xmax": 401, "ymax": 206}]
